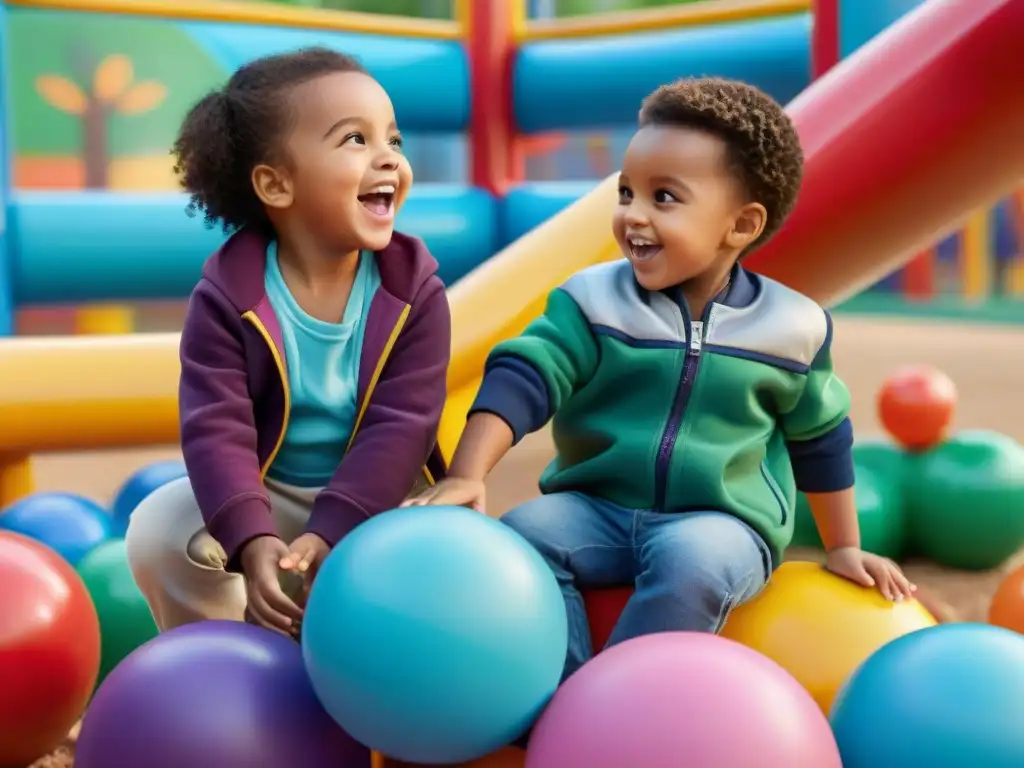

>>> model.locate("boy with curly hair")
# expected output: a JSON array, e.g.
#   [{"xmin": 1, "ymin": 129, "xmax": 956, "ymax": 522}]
[{"xmin": 407, "ymin": 78, "xmax": 913, "ymax": 683}]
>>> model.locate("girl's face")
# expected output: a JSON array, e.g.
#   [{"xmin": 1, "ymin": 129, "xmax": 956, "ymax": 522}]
[{"xmin": 277, "ymin": 70, "xmax": 412, "ymax": 253}]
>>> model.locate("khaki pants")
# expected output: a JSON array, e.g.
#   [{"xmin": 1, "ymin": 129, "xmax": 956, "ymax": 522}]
[{"xmin": 125, "ymin": 476, "xmax": 318, "ymax": 632}]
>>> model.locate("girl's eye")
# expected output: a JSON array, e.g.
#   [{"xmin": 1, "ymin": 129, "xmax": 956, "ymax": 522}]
[
  {"xmin": 654, "ymin": 189, "xmax": 678, "ymax": 204},
  {"xmin": 617, "ymin": 185, "xmax": 633, "ymax": 203},
  {"xmin": 342, "ymin": 132, "xmax": 365, "ymax": 146},
  {"xmin": 389, "ymin": 135, "xmax": 404, "ymax": 150}
]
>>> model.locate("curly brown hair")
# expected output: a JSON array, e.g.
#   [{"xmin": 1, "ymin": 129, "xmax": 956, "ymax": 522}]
[
  {"xmin": 639, "ymin": 78, "xmax": 803, "ymax": 251},
  {"xmin": 172, "ymin": 47, "xmax": 366, "ymax": 235}
]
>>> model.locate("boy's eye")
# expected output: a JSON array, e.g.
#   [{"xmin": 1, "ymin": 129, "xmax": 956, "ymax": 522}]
[
  {"xmin": 341, "ymin": 132, "xmax": 365, "ymax": 146},
  {"xmin": 654, "ymin": 189, "xmax": 678, "ymax": 204},
  {"xmin": 389, "ymin": 134, "xmax": 404, "ymax": 150},
  {"xmin": 617, "ymin": 185, "xmax": 633, "ymax": 202}
]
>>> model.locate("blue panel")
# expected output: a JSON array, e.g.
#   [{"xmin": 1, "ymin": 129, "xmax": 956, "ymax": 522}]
[
  {"xmin": 994, "ymin": 199, "xmax": 1018, "ymax": 262},
  {"xmin": 395, "ymin": 185, "xmax": 497, "ymax": 286},
  {"xmin": 0, "ymin": 1, "xmax": 11, "ymax": 334},
  {"xmin": 502, "ymin": 181, "xmax": 601, "ymax": 244},
  {"xmin": 839, "ymin": 0, "xmax": 925, "ymax": 58},
  {"xmin": 179, "ymin": 21, "xmax": 469, "ymax": 132},
  {"xmin": 514, "ymin": 14, "xmax": 811, "ymax": 133},
  {"xmin": 11, "ymin": 185, "xmax": 497, "ymax": 304},
  {"xmin": 936, "ymin": 233, "xmax": 959, "ymax": 263}
]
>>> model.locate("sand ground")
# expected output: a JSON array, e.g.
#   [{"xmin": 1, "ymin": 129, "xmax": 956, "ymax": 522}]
[{"xmin": 24, "ymin": 313, "xmax": 1024, "ymax": 767}]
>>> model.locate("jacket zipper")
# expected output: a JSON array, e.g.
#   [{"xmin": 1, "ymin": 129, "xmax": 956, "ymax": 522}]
[
  {"xmin": 342, "ymin": 304, "xmax": 435, "ymax": 487},
  {"xmin": 243, "ymin": 311, "xmax": 291, "ymax": 479},
  {"xmin": 654, "ymin": 304, "xmax": 710, "ymax": 511}
]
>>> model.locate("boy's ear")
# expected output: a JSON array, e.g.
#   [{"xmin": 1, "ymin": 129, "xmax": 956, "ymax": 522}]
[
  {"xmin": 252, "ymin": 164, "xmax": 294, "ymax": 210},
  {"xmin": 725, "ymin": 202, "xmax": 768, "ymax": 251}
]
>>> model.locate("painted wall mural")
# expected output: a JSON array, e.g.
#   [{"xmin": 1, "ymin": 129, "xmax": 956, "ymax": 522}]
[{"xmin": 10, "ymin": 10, "xmax": 227, "ymax": 190}]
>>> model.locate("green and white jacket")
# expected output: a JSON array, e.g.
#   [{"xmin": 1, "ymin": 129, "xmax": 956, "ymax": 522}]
[{"xmin": 471, "ymin": 260, "xmax": 854, "ymax": 564}]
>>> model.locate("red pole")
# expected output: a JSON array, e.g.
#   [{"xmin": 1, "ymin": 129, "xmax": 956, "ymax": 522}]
[
  {"xmin": 462, "ymin": 0, "xmax": 524, "ymax": 196},
  {"xmin": 811, "ymin": 0, "xmax": 840, "ymax": 79},
  {"xmin": 745, "ymin": 0, "xmax": 1024, "ymax": 307},
  {"xmin": 903, "ymin": 248, "xmax": 936, "ymax": 300}
]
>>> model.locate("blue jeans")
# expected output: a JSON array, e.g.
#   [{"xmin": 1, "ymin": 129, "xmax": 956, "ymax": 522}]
[{"xmin": 501, "ymin": 492, "xmax": 773, "ymax": 683}]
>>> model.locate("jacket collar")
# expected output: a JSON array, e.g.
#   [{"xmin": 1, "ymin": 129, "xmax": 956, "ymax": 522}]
[
  {"xmin": 657, "ymin": 262, "xmax": 759, "ymax": 312},
  {"xmin": 201, "ymin": 226, "xmax": 439, "ymax": 313}
]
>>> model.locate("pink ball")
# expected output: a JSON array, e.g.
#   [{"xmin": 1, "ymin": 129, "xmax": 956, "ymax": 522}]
[{"xmin": 525, "ymin": 632, "xmax": 841, "ymax": 768}]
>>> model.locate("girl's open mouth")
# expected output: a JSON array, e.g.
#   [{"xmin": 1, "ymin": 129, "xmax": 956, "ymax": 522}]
[{"xmin": 358, "ymin": 185, "xmax": 396, "ymax": 218}]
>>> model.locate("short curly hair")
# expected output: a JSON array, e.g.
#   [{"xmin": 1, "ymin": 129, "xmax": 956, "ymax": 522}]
[
  {"xmin": 639, "ymin": 78, "xmax": 803, "ymax": 250},
  {"xmin": 172, "ymin": 47, "xmax": 366, "ymax": 235}
]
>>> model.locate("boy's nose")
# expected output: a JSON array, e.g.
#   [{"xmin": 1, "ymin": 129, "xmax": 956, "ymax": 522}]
[{"xmin": 623, "ymin": 205, "xmax": 650, "ymax": 227}]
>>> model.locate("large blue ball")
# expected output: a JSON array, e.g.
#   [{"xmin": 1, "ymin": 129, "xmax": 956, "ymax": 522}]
[
  {"xmin": 0, "ymin": 492, "xmax": 112, "ymax": 565},
  {"xmin": 302, "ymin": 505, "xmax": 567, "ymax": 764},
  {"xmin": 831, "ymin": 623, "xmax": 1024, "ymax": 767},
  {"xmin": 111, "ymin": 461, "xmax": 187, "ymax": 535}
]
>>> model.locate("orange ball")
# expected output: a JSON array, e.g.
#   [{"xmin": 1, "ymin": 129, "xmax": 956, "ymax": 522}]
[
  {"xmin": 877, "ymin": 365, "xmax": 957, "ymax": 450},
  {"xmin": 989, "ymin": 565, "xmax": 1024, "ymax": 634}
]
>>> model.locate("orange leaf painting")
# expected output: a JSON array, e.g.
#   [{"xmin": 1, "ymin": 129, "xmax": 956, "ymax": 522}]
[
  {"xmin": 116, "ymin": 81, "xmax": 167, "ymax": 115},
  {"xmin": 93, "ymin": 54, "xmax": 134, "ymax": 103},
  {"xmin": 35, "ymin": 75, "xmax": 88, "ymax": 116}
]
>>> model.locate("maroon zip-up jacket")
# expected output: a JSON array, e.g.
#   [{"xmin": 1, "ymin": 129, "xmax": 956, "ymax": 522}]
[{"xmin": 178, "ymin": 227, "xmax": 449, "ymax": 569}]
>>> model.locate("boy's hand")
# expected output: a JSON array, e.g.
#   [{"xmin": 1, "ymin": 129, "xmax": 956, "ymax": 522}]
[
  {"xmin": 401, "ymin": 477, "xmax": 487, "ymax": 513},
  {"xmin": 826, "ymin": 546, "xmax": 916, "ymax": 601},
  {"xmin": 240, "ymin": 535, "xmax": 304, "ymax": 636},
  {"xmin": 280, "ymin": 532, "xmax": 330, "ymax": 592}
]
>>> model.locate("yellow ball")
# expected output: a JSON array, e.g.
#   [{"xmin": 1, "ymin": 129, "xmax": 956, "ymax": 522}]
[{"xmin": 720, "ymin": 561, "xmax": 936, "ymax": 713}]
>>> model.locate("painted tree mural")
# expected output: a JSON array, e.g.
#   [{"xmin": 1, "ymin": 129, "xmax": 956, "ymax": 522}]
[{"xmin": 35, "ymin": 54, "xmax": 167, "ymax": 188}]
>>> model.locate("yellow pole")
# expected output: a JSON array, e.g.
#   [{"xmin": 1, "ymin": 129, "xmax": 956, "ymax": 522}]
[
  {"xmin": 960, "ymin": 208, "xmax": 991, "ymax": 302},
  {"xmin": 0, "ymin": 454, "xmax": 34, "ymax": 508},
  {"xmin": 74, "ymin": 304, "xmax": 136, "ymax": 334}
]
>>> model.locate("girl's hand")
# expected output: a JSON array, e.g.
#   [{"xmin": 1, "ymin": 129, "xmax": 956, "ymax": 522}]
[
  {"xmin": 240, "ymin": 535, "xmax": 304, "ymax": 636},
  {"xmin": 401, "ymin": 478, "xmax": 487, "ymax": 513},
  {"xmin": 826, "ymin": 546, "xmax": 917, "ymax": 601},
  {"xmin": 280, "ymin": 532, "xmax": 331, "ymax": 593}
]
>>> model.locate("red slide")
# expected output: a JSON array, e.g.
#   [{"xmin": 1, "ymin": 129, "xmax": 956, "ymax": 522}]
[{"xmin": 747, "ymin": 0, "xmax": 1024, "ymax": 306}]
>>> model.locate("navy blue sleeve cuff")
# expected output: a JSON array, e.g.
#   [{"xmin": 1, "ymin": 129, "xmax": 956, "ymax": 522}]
[
  {"xmin": 469, "ymin": 356, "xmax": 551, "ymax": 445},
  {"xmin": 786, "ymin": 417, "xmax": 855, "ymax": 493}
]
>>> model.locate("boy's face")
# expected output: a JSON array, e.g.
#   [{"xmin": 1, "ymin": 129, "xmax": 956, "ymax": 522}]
[{"xmin": 612, "ymin": 125, "xmax": 761, "ymax": 293}]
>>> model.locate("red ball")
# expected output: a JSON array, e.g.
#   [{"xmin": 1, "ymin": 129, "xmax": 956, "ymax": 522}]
[
  {"xmin": 583, "ymin": 587, "xmax": 632, "ymax": 652},
  {"xmin": 0, "ymin": 530, "xmax": 101, "ymax": 765},
  {"xmin": 877, "ymin": 365, "xmax": 957, "ymax": 451}
]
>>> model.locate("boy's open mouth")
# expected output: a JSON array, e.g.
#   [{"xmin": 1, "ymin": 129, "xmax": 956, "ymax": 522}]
[
  {"xmin": 358, "ymin": 184, "xmax": 396, "ymax": 217},
  {"xmin": 628, "ymin": 237, "xmax": 662, "ymax": 262}
]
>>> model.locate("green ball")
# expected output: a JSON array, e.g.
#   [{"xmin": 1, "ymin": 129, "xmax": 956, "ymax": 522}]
[
  {"xmin": 904, "ymin": 430, "xmax": 1024, "ymax": 570},
  {"xmin": 790, "ymin": 440, "xmax": 906, "ymax": 559},
  {"xmin": 76, "ymin": 538, "xmax": 158, "ymax": 688}
]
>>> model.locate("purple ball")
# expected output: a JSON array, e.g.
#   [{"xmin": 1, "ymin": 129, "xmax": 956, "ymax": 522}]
[{"xmin": 75, "ymin": 620, "xmax": 369, "ymax": 768}]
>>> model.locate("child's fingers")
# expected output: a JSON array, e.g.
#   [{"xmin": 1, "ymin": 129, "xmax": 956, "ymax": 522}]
[
  {"xmin": 280, "ymin": 545, "xmax": 313, "ymax": 571},
  {"xmin": 892, "ymin": 568, "xmax": 916, "ymax": 599},
  {"xmin": 400, "ymin": 494, "xmax": 432, "ymax": 508}
]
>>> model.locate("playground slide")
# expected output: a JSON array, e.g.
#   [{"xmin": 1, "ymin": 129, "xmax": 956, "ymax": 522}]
[{"xmin": 436, "ymin": 0, "xmax": 1024, "ymax": 457}]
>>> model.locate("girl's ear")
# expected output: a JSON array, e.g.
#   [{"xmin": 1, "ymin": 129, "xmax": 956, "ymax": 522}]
[
  {"xmin": 724, "ymin": 202, "xmax": 768, "ymax": 251},
  {"xmin": 252, "ymin": 164, "xmax": 294, "ymax": 210}
]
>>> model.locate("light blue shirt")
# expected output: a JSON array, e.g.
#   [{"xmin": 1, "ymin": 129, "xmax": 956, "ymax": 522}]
[{"xmin": 264, "ymin": 243, "xmax": 381, "ymax": 488}]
